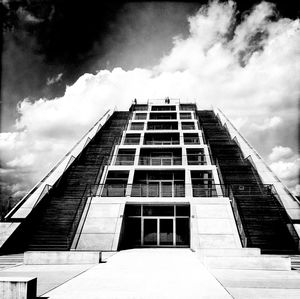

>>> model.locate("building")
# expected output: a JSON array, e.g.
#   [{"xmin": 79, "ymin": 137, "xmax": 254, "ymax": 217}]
[{"xmin": 0, "ymin": 99, "xmax": 299, "ymax": 254}]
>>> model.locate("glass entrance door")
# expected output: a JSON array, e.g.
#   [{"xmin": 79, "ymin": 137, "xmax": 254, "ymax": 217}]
[
  {"xmin": 143, "ymin": 218, "xmax": 174, "ymax": 246},
  {"xmin": 143, "ymin": 218, "xmax": 157, "ymax": 245}
]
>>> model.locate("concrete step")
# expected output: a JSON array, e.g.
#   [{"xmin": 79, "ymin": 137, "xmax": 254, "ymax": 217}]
[
  {"xmin": 202, "ymin": 256, "xmax": 291, "ymax": 270},
  {"xmin": 196, "ymin": 248, "xmax": 261, "ymax": 257}
]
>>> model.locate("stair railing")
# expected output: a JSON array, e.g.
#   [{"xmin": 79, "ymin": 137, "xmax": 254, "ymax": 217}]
[
  {"xmin": 66, "ymin": 184, "xmax": 90, "ymax": 249},
  {"xmin": 269, "ymin": 185, "xmax": 300, "ymax": 251},
  {"xmin": 228, "ymin": 186, "xmax": 248, "ymax": 247},
  {"xmin": 5, "ymin": 109, "xmax": 111, "ymax": 220}
]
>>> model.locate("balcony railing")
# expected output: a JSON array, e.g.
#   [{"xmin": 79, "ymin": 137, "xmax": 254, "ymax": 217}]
[
  {"xmin": 131, "ymin": 183, "xmax": 185, "ymax": 197},
  {"xmin": 139, "ymin": 156, "xmax": 182, "ymax": 166},
  {"xmin": 144, "ymin": 140, "xmax": 180, "ymax": 145},
  {"xmin": 86, "ymin": 183, "xmax": 227, "ymax": 198}
]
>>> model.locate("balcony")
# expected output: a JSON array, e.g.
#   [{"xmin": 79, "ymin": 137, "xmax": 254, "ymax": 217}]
[
  {"xmin": 115, "ymin": 149, "xmax": 135, "ymax": 165},
  {"xmin": 147, "ymin": 122, "xmax": 178, "ymax": 130},
  {"xmin": 124, "ymin": 133, "xmax": 140, "ymax": 145},
  {"xmin": 144, "ymin": 133, "xmax": 180, "ymax": 145},
  {"xmin": 139, "ymin": 156, "xmax": 182, "ymax": 166},
  {"xmin": 131, "ymin": 183, "xmax": 185, "ymax": 197},
  {"xmin": 149, "ymin": 112, "xmax": 177, "ymax": 120}
]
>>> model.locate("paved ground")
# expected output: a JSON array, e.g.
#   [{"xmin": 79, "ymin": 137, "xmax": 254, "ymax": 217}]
[
  {"xmin": 0, "ymin": 264, "xmax": 94, "ymax": 296},
  {"xmin": 44, "ymin": 249, "xmax": 232, "ymax": 299}
]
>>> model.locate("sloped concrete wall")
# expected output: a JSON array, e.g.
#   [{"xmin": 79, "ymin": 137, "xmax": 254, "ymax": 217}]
[
  {"xmin": 75, "ymin": 198, "xmax": 125, "ymax": 251},
  {"xmin": 191, "ymin": 198, "xmax": 242, "ymax": 250}
]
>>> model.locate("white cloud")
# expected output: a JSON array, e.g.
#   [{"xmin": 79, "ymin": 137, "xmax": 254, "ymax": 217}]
[
  {"xmin": 1, "ymin": 1, "xmax": 300, "ymax": 198},
  {"xmin": 268, "ymin": 146, "xmax": 294, "ymax": 162},
  {"xmin": 270, "ymin": 158, "xmax": 300, "ymax": 188}
]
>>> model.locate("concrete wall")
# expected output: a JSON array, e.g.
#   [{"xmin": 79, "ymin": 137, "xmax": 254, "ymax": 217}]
[
  {"xmin": 76, "ymin": 198, "xmax": 125, "ymax": 251},
  {"xmin": 191, "ymin": 198, "xmax": 242, "ymax": 250}
]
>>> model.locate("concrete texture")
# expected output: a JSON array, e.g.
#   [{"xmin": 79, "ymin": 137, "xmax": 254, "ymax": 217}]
[
  {"xmin": 202, "ymin": 256, "xmax": 291, "ymax": 270},
  {"xmin": 44, "ymin": 249, "xmax": 232, "ymax": 299},
  {"xmin": 211, "ymin": 269, "xmax": 300, "ymax": 298},
  {"xmin": 0, "ymin": 264, "xmax": 94, "ymax": 296},
  {"xmin": 0, "ymin": 276, "xmax": 37, "ymax": 299},
  {"xmin": 24, "ymin": 251, "xmax": 101, "ymax": 265}
]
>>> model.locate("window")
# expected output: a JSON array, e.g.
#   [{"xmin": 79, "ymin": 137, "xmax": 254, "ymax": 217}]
[
  {"xmin": 184, "ymin": 133, "xmax": 200, "ymax": 144},
  {"xmin": 186, "ymin": 149, "xmax": 206, "ymax": 165},
  {"xmin": 180, "ymin": 113, "xmax": 192, "ymax": 119},
  {"xmin": 102, "ymin": 171, "xmax": 129, "ymax": 197},
  {"xmin": 147, "ymin": 122, "xmax": 178, "ymax": 130},
  {"xmin": 150, "ymin": 113, "xmax": 176, "ymax": 120},
  {"xmin": 191, "ymin": 171, "xmax": 217, "ymax": 197},
  {"xmin": 131, "ymin": 104, "xmax": 148, "ymax": 111},
  {"xmin": 130, "ymin": 122, "xmax": 144, "ymax": 130},
  {"xmin": 180, "ymin": 104, "xmax": 196, "ymax": 111},
  {"xmin": 143, "ymin": 133, "xmax": 180, "ymax": 145},
  {"xmin": 115, "ymin": 149, "xmax": 135, "ymax": 165},
  {"xmin": 124, "ymin": 134, "xmax": 140, "ymax": 145},
  {"xmin": 181, "ymin": 122, "xmax": 195, "ymax": 130},
  {"xmin": 135, "ymin": 113, "xmax": 147, "ymax": 120},
  {"xmin": 151, "ymin": 105, "xmax": 176, "ymax": 111}
]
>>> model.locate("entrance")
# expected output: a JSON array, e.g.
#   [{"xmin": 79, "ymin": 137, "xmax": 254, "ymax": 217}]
[
  {"xmin": 121, "ymin": 204, "xmax": 190, "ymax": 248},
  {"xmin": 143, "ymin": 218, "xmax": 174, "ymax": 246}
]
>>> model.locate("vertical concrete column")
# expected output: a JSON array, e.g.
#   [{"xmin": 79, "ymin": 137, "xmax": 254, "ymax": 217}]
[
  {"xmin": 126, "ymin": 169, "xmax": 135, "ymax": 197},
  {"xmin": 182, "ymin": 146, "xmax": 188, "ymax": 166},
  {"xmin": 112, "ymin": 202, "xmax": 126, "ymax": 250},
  {"xmin": 190, "ymin": 203, "xmax": 199, "ymax": 250},
  {"xmin": 185, "ymin": 169, "xmax": 193, "ymax": 198}
]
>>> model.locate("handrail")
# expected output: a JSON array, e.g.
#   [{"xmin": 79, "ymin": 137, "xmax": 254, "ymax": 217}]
[
  {"xmin": 228, "ymin": 186, "xmax": 248, "ymax": 247},
  {"xmin": 66, "ymin": 184, "xmax": 89, "ymax": 249},
  {"xmin": 5, "ymin": 109, "xmax": 111, "ymax": 220},
  {"xmin": 215, "ymin": 107, "xmax": 300, "ymax": 205},
  {"xmin": 270, "ymin": 185, "xmax": 300, "ymax": 250}
]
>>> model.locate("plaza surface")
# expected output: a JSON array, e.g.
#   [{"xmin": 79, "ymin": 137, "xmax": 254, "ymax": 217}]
[{"xmin": 1, "ymin": 248, "xmax": 300, "ymax": 298}]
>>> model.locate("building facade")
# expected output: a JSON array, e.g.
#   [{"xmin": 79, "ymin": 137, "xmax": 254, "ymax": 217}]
[{"xmin": 1, "ymin": 100, "xmax": 299, "ymax": 254}]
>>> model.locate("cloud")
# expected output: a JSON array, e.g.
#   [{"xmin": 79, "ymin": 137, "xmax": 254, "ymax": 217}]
[
  {"xmin": 47, "ymin": 73, "xmax": 63, "ymax": 86},
  {"xmin": 270, "ymin": 158, "xmax": 300, "ymax": 190},
  {"xmin": 268, "ymin": 146, "xmax": 294, "ymax": 162},
  {"xmin": 1, "ymin": 1, "xmax": 299, "ymax": 199}
]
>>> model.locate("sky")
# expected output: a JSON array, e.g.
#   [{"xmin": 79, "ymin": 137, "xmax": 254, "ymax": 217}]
[{"xmin": 0, "ymin": 0, "xmax": 299, "ymax": 201}]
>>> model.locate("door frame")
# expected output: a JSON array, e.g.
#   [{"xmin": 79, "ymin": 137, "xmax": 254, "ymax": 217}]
[{"xmin": 142, "ymin": 217, "xmax": 175, "ymax": 246}]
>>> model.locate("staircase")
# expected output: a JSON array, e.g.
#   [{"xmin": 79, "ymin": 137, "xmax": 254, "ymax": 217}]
[
  {"xmin": 197, "ymin": 110, "xmax": 297, "ymax": 253},
  {"xmin": 14, "ymin": 112, "xmax": 129, "ymax": 252},
  {"xmin": 0, "ymin": 253, "xmax": 24, "ymax": 270}
]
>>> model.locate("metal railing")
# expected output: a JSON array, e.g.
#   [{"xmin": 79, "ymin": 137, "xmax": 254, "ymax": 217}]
[
  {"xmin": 138, "ymin": 156, "xmax": 182, "ymax": 166},
  {"xmin": 228, "ymin": 186, "xmax": 248, "ymax": 247},
  {"xmin": 5, "ymin": 109, "xmax": 111, "ymax": 220},
  {"xmin": 86, "ymin": 183, "xmax": 227, "ymax": 198}
]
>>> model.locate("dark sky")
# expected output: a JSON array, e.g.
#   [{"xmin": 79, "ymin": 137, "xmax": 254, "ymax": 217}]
[{"xmin": 1, "ymin": 0, "xmax": 300, "ymax": 131}]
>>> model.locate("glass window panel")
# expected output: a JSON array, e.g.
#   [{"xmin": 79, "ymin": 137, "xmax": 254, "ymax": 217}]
[
  {"xmin": 143, "ymin": 206, "xmax": 174, "ymax": 216},
  {"xmin": 176, "ymin": 205, "xmax": 190, "ymax": 216},
  {"xmin": 125, "ymin": 205, "xmax": 141, "ymax": 216},
  {"xmin": 160, "ymin": 219, "xmax": 173, "ymax": 245},
  {"xmin": 176, "ymin": 218, "xmax": 189, "ymax": 245}
]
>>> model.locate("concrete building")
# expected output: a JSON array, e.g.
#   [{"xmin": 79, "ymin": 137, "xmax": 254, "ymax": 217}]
[
  {"xmin": 0, "ymin": 99, "xmax": 299, "ymax": 253},
  {"xmin": 1, "ymin": 99, "xmax": 300, "ymax": 298}
]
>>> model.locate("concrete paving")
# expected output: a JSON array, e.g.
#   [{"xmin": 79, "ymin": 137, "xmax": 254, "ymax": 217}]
[
  {"xmin": 0, "ymin": 264, "xmax": 94, "ymax": 296},
  {"xmin": 210, "ymin": 268, "xmax": 300, "ymax": 298},
  {"xmin": 44, "ymin": 249, "xmax": 232, "ymax": 299}
]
